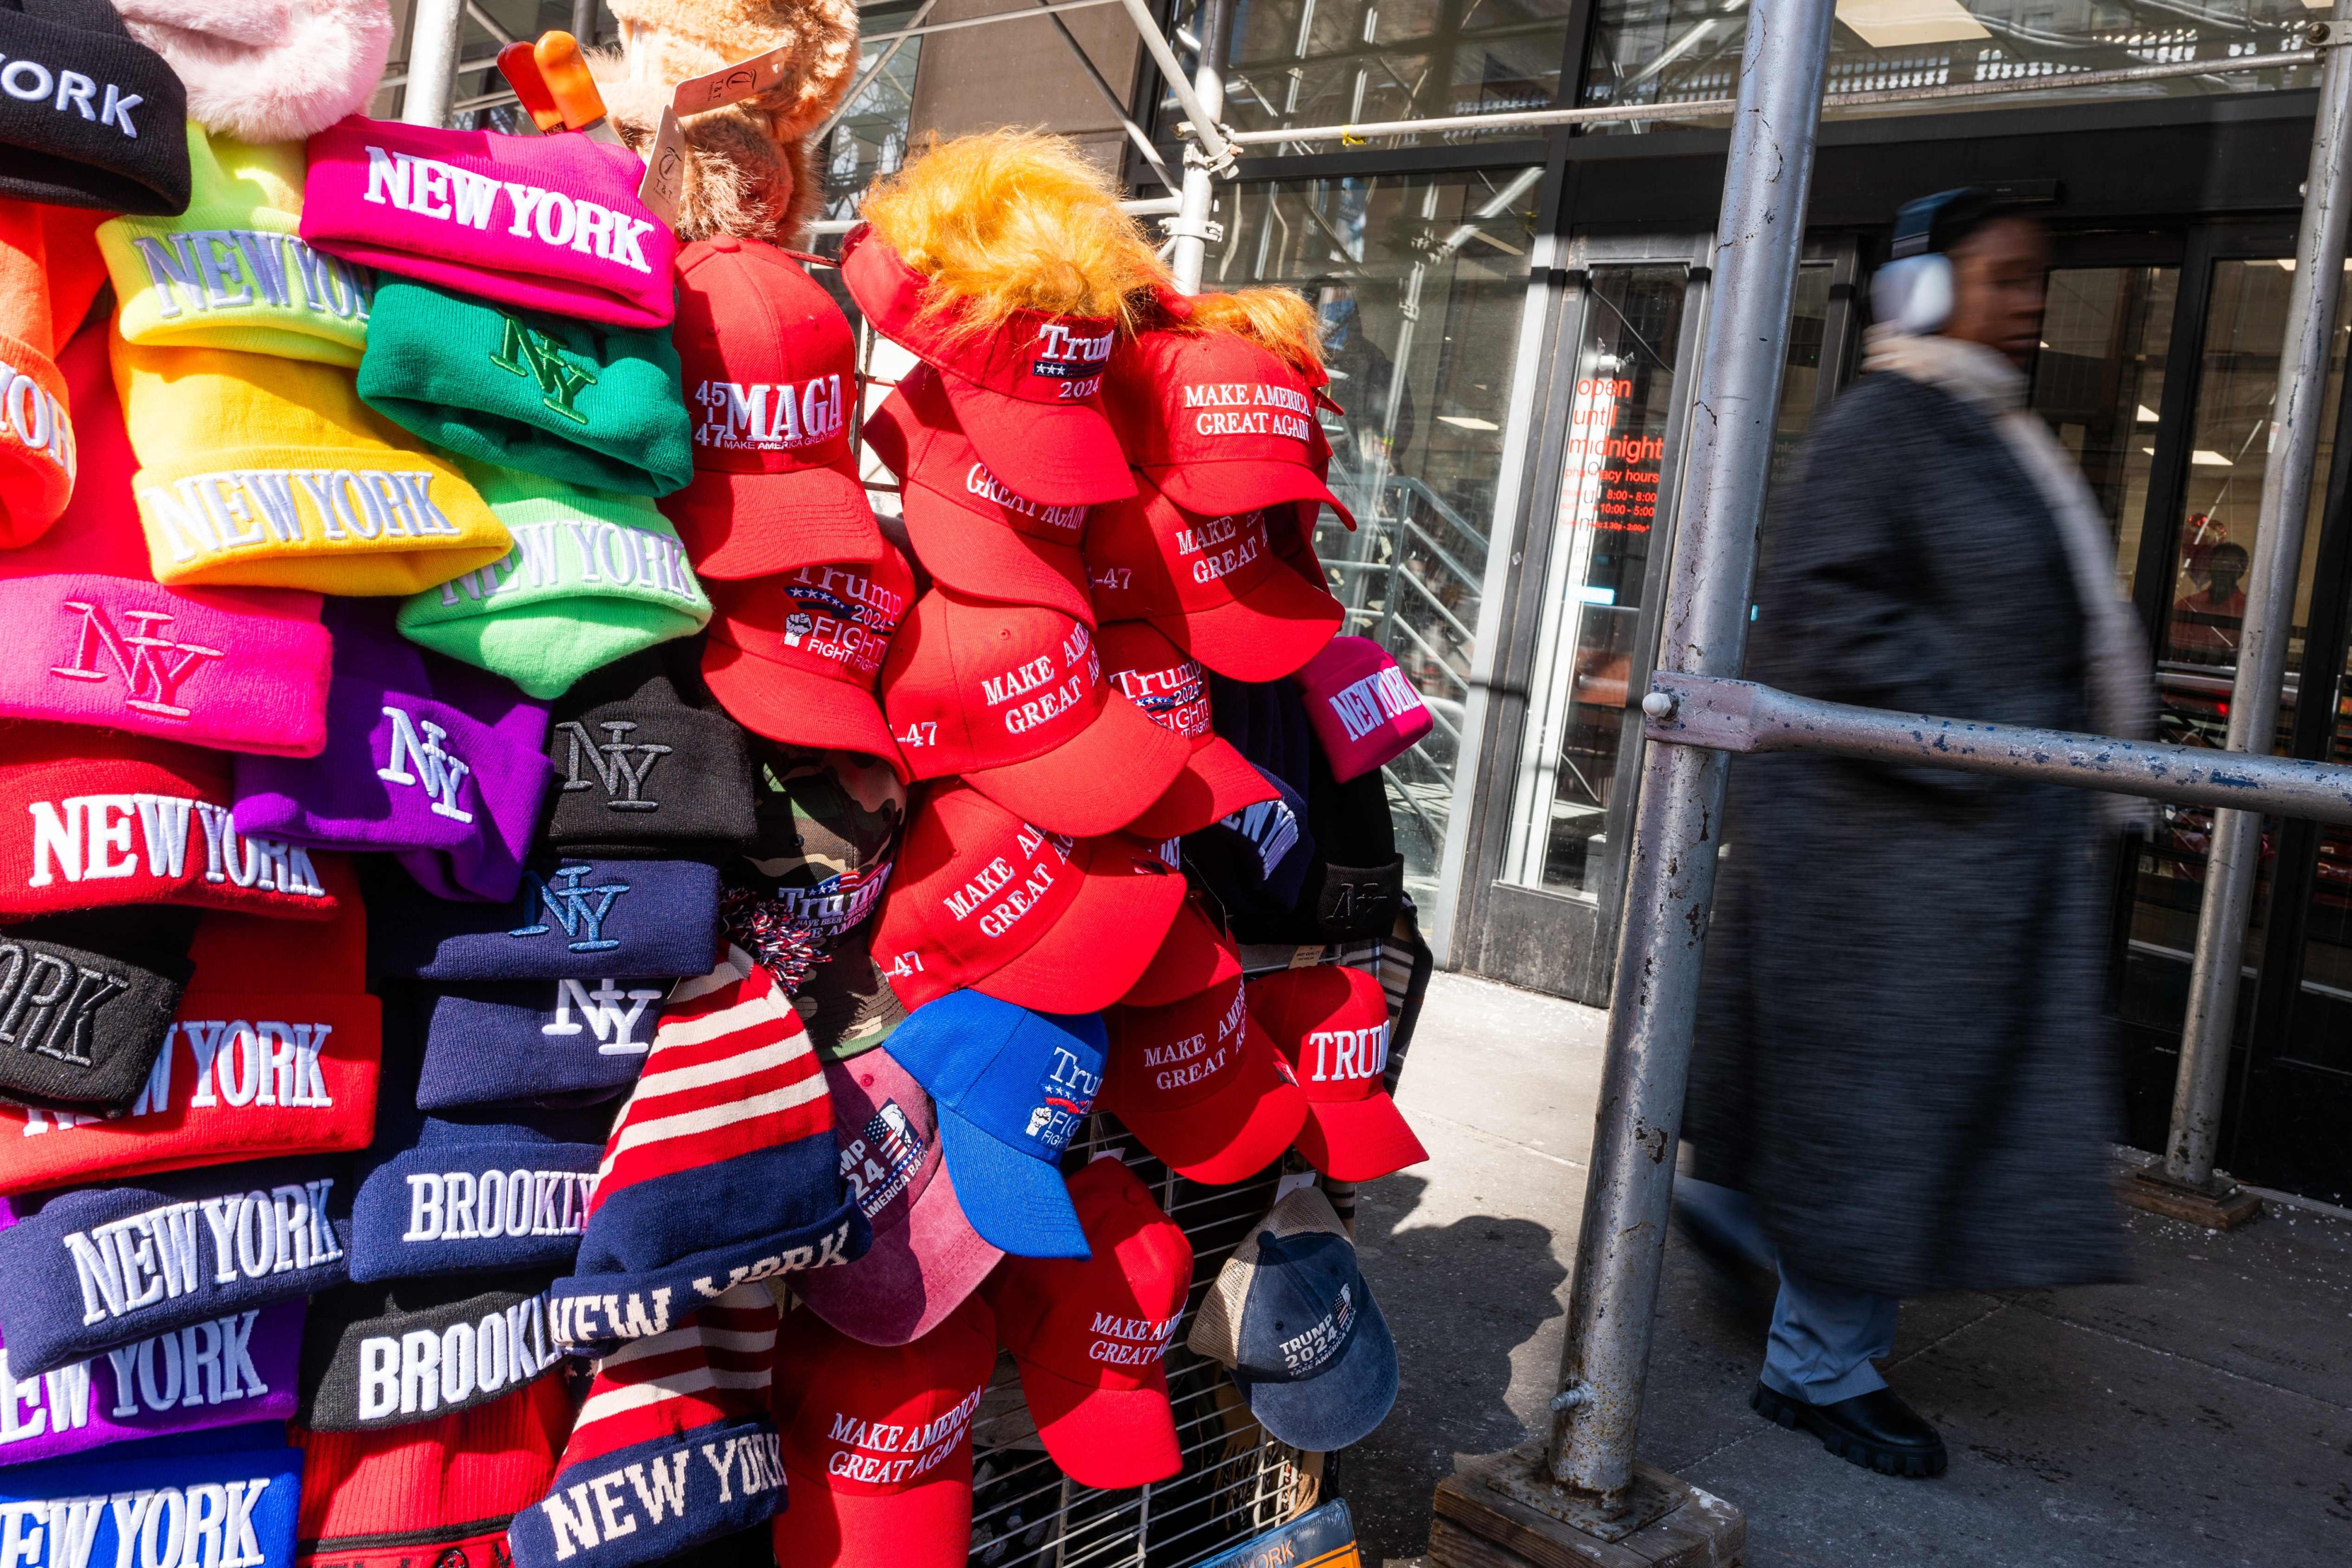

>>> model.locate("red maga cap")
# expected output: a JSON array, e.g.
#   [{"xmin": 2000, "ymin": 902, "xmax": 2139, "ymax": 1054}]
[
  {"xmin": 702, "ymin": 543, "xmax": 917, "ymax": 774},
  {"xmin": 1098, "ymin": 621, "xmax": 1278, "ymax": 839},
  {"xmin": 1086, "ymin": 480, "xmax": 1343, "ymax": 681},
  {"xmin": 878, "ymin": 586, "xmax": 1189, "ymax": 837},
  {"xmin": 873, "ymin": 781, "xmax": 1184, "ymax": 1013},
  {"xmin": 840, "ymin": 227, "xmax": 1134, "ymax": 507},
  {"xmin": 864, "ymin": 364, "xmax": 1095, "ymax": 624},
  {"xmin": 1105, "ymin": 971, "xmax": 1307, "ymax": 1185},
  {"xmin": 665, "ymin": 236, "xmax": 882, "ymax": 579},
  {"xmin": 770, "ymin": 1295, "xmax": 997, "ymax": 1568},
  {"xmin": 1246, "ymin": 964, "xmax": 1427, "ymax": 1183},
  {"xmin": 1121, "ymin": 890, "xmax": 1242, "ymax": 1009},
  {"xmin": 984, "ymin": 1157, "xmax": 1193, "ymax": 1489},
  {"xmin": 1099, "ymin": 328, "xmax": 1358, "ymax": 530}
]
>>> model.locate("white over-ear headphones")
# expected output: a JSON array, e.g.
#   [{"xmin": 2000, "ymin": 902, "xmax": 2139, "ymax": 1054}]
[{"xmin": 1868, "ymin": 188, "xmax": 1986, "ymax": 335}]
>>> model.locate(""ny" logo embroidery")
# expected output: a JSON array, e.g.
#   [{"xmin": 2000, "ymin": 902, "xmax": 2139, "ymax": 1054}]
[
  {"xmin": 555, "ymin": 720, "xmax": 668, "ymax": 813},
  {"xmin": 51, "ymin": 603, "xmax": 224, "ymax": 720},
  {"xmin": 490, "ymin": 314, "xmax": 597, "ymax": 426},
  {"xmin": 509, "ymin": 864, "xmax": 629, "ymax": 952},
  {"xmin": 377, "ymin": 706, "xmax": 476, "ymax": 824}
]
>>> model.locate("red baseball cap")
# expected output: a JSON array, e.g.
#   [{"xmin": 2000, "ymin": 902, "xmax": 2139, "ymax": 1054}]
[
  {"xmin": 702, "ymin": 544, "xmax": 917, "ymax": 774},
  {"xmin": 1105, "ymin": 971, "xmax": 1308, "ymax": 1185},
  {"xmin": 1121, "ymin": 890, "xmax": 1242, "ymax": 1008},
  {"xmin": 840, "ymin": 226, "xmax": 1134, "ymax": 507},
  {"xmin": 873, "ymin": 781, "xmax": 1185, "ymax": 1013},
  {"xmin": 878, "ymin": 586, "xmax": 1189, "ymax": 837},
  {"xmin": 983, "ymin": 1156, "xmax": 1193, "ymax": 1489},
  {"xmin": 1247, "ymin": 964, "xmax": 1427, "ymax": 1181},
  {"xmin": 1098, "ymin": 621, "xmax": 1278, "ymax": 838},
  {"xmin": 665, "ymin": 236, "xmax": 882, "ymax": 579},
  {"xmin": 1085, "ymin": 480, "xmax": 1343, "ymax": 681},
  {"xmin": 1099, "ymin": 328, "xmax": 1358, "ymax": 529},
  {"xmin": 770, "ymin": 1295, "xmax": 997, "ymax": 1568},
  {"xmin": 865, "ymin": 364, "xmax": 1096, "ymax": 624}
]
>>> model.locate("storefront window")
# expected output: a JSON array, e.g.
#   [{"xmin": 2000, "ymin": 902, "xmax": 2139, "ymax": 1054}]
[
  {"xmin": 1165, "ymin": 0, "xmax": 1577, "ymax": 149},
  {"xmin": 820, "ymin": 2, "xmax": 926, "ymax": 220},
  {"xmin": 1192, "ymin": 169, "xmax": 1543, "ymax": 901},
  {"xmin": 2030, "ymin": 265, "xmax": 2176, "ymax": 596},
  {"xmin": 1581, "ymin": 0, "xmax": 2322, "ymax": 132}
]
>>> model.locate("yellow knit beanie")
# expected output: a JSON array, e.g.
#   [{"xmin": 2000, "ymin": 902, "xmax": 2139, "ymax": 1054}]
[
  {"xmin": 100, "ymin": 123, "xmax": 374, "ymax": 368},
  {"xmin": 112, "ymin": 327, "xmax": 512, "ymax": 595}
]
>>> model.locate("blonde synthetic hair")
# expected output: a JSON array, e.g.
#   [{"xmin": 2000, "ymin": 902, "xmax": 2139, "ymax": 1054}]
[
  {"xmin": 1179, "ymin": 288, "xmax": 1328, "ymax": 380},
  {"xmin": 860, "ymin": 130, "xmax": 1173, "ymax": 335}
]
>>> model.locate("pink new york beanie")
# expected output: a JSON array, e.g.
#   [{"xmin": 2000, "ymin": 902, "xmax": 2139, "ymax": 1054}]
[
  {"xmin": 0, "ymin": 320, "xmax": 333, "ymax": 756},
  {"xmin": 302, "ymin": 117, "xmax": 677, "ymax": 330}
]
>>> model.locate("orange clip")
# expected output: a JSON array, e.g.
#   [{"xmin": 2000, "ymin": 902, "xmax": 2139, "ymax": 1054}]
[
  {"xmin": 533, "ymin": 30, "xmax": 609, "ymax": 133},
  {"xmin": 498, "ymin": 42, "xmax": 565, "ymax": 132}
]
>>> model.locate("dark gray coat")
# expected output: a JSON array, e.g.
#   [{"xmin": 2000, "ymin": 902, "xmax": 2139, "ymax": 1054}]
[{"xmin": 1686, "ymin": 370, "xmax": 2129, "ymax": 1299}]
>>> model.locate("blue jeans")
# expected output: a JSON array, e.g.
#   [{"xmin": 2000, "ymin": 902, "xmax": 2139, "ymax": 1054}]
[{"xmin": 1677, "ymin": 1176, "xmax": 1900, "ymax": 1405}]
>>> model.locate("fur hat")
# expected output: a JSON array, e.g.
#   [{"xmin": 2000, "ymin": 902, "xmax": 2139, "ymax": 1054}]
[
  {"xmin": 592, "ymin": 0, "xmax": 860, "ymax": 245},
  {"xmin": 114, "ymin": 0, "xmax": 395, "ymax": 145}
]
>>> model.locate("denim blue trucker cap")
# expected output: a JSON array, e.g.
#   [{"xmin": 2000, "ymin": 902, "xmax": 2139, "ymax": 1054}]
[
  {"xmin": 883, "ymin": 990, "xmax": 1103, "ymax": 1258},
  {"xmin": 1185, "ymin": 1183, "xmax": 1397, "ymax": 1451}
]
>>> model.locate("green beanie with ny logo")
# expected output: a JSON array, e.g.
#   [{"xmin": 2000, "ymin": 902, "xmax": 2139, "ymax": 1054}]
[{"xmin": 357, "ymin": 277, "xmax": 695, "ymax": 497}]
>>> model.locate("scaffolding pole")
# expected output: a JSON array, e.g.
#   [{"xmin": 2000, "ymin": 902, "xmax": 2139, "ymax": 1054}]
[
  {"xmin": 400, "ymin": 0, "xmax": 469, "ymax": 127},
  {"xmin": 1548, "ymin": 0, "xmax": 1839, "ymax": 1504},
  {"xmin": 1154, "ymin": 0, "xmax": 1237, "ymax": 293},
  {"xmin": 2143, "ymin": 2, "xmax": 2352, "ymax": 1225}
]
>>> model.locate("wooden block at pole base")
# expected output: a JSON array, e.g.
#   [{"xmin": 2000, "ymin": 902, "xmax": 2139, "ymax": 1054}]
[
  {"xmin": 2118, "ymin": 1166, "xmax": 2262, "ymax": 1231},
  {"xmin": 1428, "ymin": 1445, "xmax": 1744, "ymax": 1568}
]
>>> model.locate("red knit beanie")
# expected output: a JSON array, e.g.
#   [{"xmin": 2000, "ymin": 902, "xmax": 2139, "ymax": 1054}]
[
  {"xmin": 0, "ymin": 203, "xmax": 74, "ymax": 549},
  {"xmin": 0, "ymin": 721, "xmax": 342, "ymax": 920},
  {"xmin": 293, "ymin": 1373, "xmax": 576, "ymax": 1567},
  {"xmin": 0, "ymin": 856, "xmax": 381, "ymax": 1195}
]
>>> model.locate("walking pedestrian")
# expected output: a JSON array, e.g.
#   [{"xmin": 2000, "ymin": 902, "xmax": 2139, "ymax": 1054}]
[{"xmin": 1681, "ymin": 189, "xmax": 2154, "ymax": 1478}]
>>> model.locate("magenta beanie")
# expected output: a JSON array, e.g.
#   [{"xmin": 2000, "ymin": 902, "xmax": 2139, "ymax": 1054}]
[
  {"xmin": 300, "ymin": 116, "xmax": 677, "ymax": 330},
  {"xmin": 0, "ymin": 322, "xmax": 332, "ymax": 758}
]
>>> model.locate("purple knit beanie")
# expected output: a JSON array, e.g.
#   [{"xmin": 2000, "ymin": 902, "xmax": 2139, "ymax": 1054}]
[{"xmin": 233, "ymin": 600, "xmax": 555, "ymax": 903}]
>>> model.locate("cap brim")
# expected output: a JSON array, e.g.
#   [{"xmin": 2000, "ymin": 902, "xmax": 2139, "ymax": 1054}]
[
  {"xmin": 795, "ymin": 1160, "xmax": 1004, "ymax": 1346},
  {"xmin": 979, "ymin": 841, "xmax": 1186, "ymax": 1015},
  {"xmin": 1236, "ymin": 1281, "xmax": 1397, "ymax": 1451},
  {"xmin": 1018, "ymin": 1357, "xmax": 1181, "ymax": 1489},
  {"xmin": 961, "ymin": 693, "xmax": 1192, "ymax": 838},
  {"xmin": 662, "ymin": 464, "xmax": 883, "ymax": 579},
  {"xmin": 1145, "ymin": 460, "xmax": 1356, "ymax": 531},
  {"xmin": 940, "ymin": 376, "xmax": 1136, "ymax": 506},
  {"xmin": 703, "ymin": 636, "xmax": 910, "ymax": 780},
  {"xmin": 901, "ymin": 488, "xmax": 1096, "ymax": 625},
  {"xmin": 1113, "ymin": 1018, "xmax": 1308, "ymax": 1186},
  {"xmin": 1123, "ymin": 735, "xmax": 1281, "ymax": 840},
  {"xmin": 933, "ymin": 1111, "xmax": 1089, "ymax": 1258},
  {"xmin": 1119, "ymin": 897, "xmax": 1239, "ymax": 1009},
  {"xmin": 775, "ymin": 1452, "xmax": 975, "ymax": 1568},
  {"xmin": 1149, "ymin": 565, "xmax": 1343, "ymax": 682},
  {"xmin": 1296, "ymin": 1091, "xmax": 1430, "ymax": 1182}
]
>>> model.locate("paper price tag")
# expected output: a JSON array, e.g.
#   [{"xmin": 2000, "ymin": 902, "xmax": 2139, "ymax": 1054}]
[
  {"xmin": 671, "ymin": 44, "xmax": 795, "ymax": 116},
  {"xmin": 1287, "ymin": 943, "xmax": 1326, "ymax": 970},
  {"xmin": 636, "ymin": 105, "xmax": 686, "ymax": 231}
]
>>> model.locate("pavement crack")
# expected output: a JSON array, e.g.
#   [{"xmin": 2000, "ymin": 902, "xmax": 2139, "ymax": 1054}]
[
  {"xmin": 2008, "ymin": 1297, "xmax": 2352, "ymax": 1416},
  {"xmin": 1412, "ymin": 1106, "xmax": 1587, "ymax": 1169}
]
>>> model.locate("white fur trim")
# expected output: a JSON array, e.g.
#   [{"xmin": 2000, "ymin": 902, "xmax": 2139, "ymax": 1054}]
[{"xmin": 121, "ymin": 0, "xmax": 395, "ymax": 145}]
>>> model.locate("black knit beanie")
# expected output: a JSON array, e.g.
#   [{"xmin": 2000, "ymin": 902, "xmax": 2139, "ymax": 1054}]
[
  {"xmin": 0, "ymin": 0, "xmax": 191, "ymax": 214},
  {"xmin": 0, "ymin": 905, "xmax": 197, "ymax": 1110},
  {"xmin": 540, "ymin": 641, "xmax": 759, "ymax": 861},
  {"xmin": 295, "ymin": 1270, "xmax": 567, "ymax": 1432}
]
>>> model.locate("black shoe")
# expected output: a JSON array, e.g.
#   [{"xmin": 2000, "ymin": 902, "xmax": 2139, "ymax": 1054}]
[{"xmin": 1751, "ymin": 1381, "xmax": 1948, "ymax": 1478}]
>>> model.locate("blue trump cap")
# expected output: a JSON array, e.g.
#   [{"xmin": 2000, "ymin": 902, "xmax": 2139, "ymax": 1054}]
[
  {"xmin": 1185, "ymin": 1184, "xmax": 1396, "ymax": 1451},
  {"xmin": 885, "ymin": 991, "xmax": 1103, "ymax": 1259}
]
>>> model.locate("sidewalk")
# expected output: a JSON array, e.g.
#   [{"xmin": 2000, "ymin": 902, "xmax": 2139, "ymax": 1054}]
[{"xmin": 1345, "ymin": 971, "xmax": 2352, "ymax": 1567}]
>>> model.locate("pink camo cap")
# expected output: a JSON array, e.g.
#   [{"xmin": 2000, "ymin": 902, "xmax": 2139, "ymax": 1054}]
[
  {"xmin": 301, "ymin": 116, "xmax": 678, "ymax": 330},
  {"xmin": 798, "ymin": 1044, "xmax": 1003, "ymax": 1347},
  {"xmin": 0, "ymin": 323, "xmax": 331, "ymax": 758},
  {"xmin": 1294, "ymin": 635, "xmax": 1435, "ymax": 784}
]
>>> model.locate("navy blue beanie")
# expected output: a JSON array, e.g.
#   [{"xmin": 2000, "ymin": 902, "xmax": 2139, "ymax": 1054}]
[
  {"xmin": 350, "ymin": 1109, "xmax": 612, "ymax": 1284},
  {"xmin": 0, "ymin": 1424, "xmax": 302, "ymax": 1567},
  {"xmin": 0, "ymin": 1157, "xmax": 352, "ymax": 1378},
  {"xmin": 368, "ymin": 858, "xmax": 721, "ymax": 981},
  {"xmin": 1187, "ymin": 762, "xmax": 1316, "ymax": 921},
  {"xmin": 414, "ymin": 977, "xmax": 666, "ymax": 1111}
]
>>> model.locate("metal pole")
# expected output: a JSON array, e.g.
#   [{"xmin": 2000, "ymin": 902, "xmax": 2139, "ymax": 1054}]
[
  {"xmin": 1546, "ymin": 0, "xmax": 1837, "ymax": 1500},
  {"xmin": 1032, "ymin": 0, "xmax": 1177, "ymax": 189},
  {"xmin": 400, "ymin": 0, "xmax": 469, "ymax": 128},
  {"xmin": 814, "ymin": 0, "xmax": 942, "ymax": 146},
  {"xmin": 1165, "ymin": 0, "xmax": 1234, "ymax": 295},
  {"xmin": 1115, "ymin": 0, "xmax": 1234, "ymax": 168},
  {"xmin": 570, "ymin": 0, "xmax": 598, "ymax": 44},
  {"xmin": 2161, "ymin": 10, "xmax": 2352, "ymax": 1195}
]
